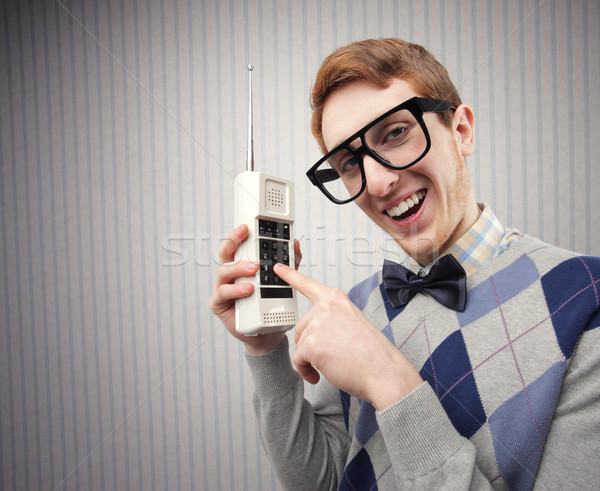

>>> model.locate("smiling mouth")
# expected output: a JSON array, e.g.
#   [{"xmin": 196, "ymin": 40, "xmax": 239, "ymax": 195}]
[{"xmin": 385, "ymin": 189, "xmax": 427, "ymax": 220}]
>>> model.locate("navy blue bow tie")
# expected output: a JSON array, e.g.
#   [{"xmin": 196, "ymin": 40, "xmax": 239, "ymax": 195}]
[{"xmin": 382, "ymin": 254, "xmax": 467, "ymax": 311}]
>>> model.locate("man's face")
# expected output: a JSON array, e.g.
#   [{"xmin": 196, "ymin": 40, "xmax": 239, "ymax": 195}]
[{"xmin": 321, "ymin": 78, "xmax": 480, "ymax": 265}]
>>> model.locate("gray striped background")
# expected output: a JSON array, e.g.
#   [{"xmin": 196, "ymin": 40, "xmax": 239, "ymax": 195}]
[{"xmin": 1, "ymin": 0, "xmax": 598, "ymax": 489}]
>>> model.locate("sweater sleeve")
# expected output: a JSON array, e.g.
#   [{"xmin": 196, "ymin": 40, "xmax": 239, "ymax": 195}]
[
  {"xmin": 376, "ymin": 382, "xmax": 492, "ymax": 489},
  {"xmin": 245, "ymin": 336, "xmax": 350, "ymax": 490},
  {"xmin": 532, "ymin": 325, "xmax": 600, "ymax": 489}
]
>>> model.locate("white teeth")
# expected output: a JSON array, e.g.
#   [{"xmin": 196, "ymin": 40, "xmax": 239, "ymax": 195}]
[{"xmin": 386, "ymin": 190, "xmax": 426, "ymax": 218}]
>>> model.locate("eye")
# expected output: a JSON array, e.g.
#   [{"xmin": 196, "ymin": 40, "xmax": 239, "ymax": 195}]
[
  {"xmin": 338, "ymin": 155, "xmax": 360, "ymax": 175},
  {"xmin": 384, "ymin": 125, "xmax": 408, "ymax": 143},
  {"xmin": 330, "ymin": 149, "xmax": 360, "ymax": 176}
]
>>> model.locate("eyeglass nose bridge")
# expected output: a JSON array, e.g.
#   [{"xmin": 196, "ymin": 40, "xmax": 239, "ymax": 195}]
[{"xmin": 349, "ymin": 135, "xmax": 395, "ymax": 170}]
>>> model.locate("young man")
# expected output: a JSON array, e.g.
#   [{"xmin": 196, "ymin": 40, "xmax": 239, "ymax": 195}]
[{"xmin": 209, "ymin": 39, "xmax": 600, "ymax": 489}]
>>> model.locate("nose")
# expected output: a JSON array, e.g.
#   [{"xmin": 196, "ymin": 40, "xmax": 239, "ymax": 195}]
[{"xmin": 362, "ymin": 154, "xmax": 400, "ymax": 197}]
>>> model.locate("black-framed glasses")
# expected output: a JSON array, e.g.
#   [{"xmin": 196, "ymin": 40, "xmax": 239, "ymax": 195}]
[{"xmin": 306, "ymin": 97, "xmax": 454, "ymax": 204}]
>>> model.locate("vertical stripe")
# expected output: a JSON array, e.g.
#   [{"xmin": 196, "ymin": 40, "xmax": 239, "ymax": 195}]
[
  {"xmin": 172, "ymin": 0, "xmax": 194, "ymax": 488},
  {"xmin": 116, "ymin": 0, "xmax": 134, "ymax": 485},
  {"xmin": 214, "ymin": 0, "xmax": 226, "ymax": 487},
  {"xmin": 471, "ymin": 0, "xmax": 481, "ymax": 200},
  {"xmin": 146, "ymin": 0, "xmax": 168, "ymax": 486},
  {"xmin": 67, "ymin": 1, "xmax": 82, "ymax": 486},
  {"xmin": 0, "ymin": 113, "xmax": 5, "ymax": 489},
  {"xmin": 567, "ymin": 1, "xmax": 575, "ymax": 251},
  {"xmin": 191, "ymin": 0, "xmax": 210, "ymax": 482},
  {"xmin": 519, "ymin": 0, "xmax": 528, "ymax": 232},
  {"xmin": 409, "ymin": 0, "xmax": 414, "ymax": 42},
  {"xmin": 258, "ymin": 0, "xmax": 265, "ymax": 166},
  {"xmin": 1, "ymin": 4, "xmax": 18, "ymax": 489},
  {"xmin": 456, "ymin": 0, "xmax": 462, "ymax": 85},
  {"xmin": 378, "ymin": 0, "xmax": 383, "ymax": 37},
  {"xmin": 133, "ymin": 2, "xmax": 157, "ymax": 488},
  {"xmin": 424, "ymin": 0, "xmax": 429, "ymax": 48},
  {"xmin": 186, "ymin": 0, "xmax": 203, "ymax": 486},
  {"xmin": 347, "ymin": 0, "xmax": 352, "ymax": 41},
  {"xmin": 487, "ymin": 0, "xmax": 496, "ymax": 212},
  {"xmin": 503, "ymin": 0, "xmax": 512, "ymax": 225},
  {"xmin": 159, "ymin": 0, "xmax": 182, "ymax": 486},
  {"xmin": 40, "ymin": 2, "xmax": 56, "ymax": 486},
  {"xmin": 551, "ymin": 0, "xmax": 559, "ymax": 245},
  {"xmin": 584, "ymin": 0, "xmax": 590, "ymax": 254},
  {"xmin": 535, "ymin": 0, "xmax": 544, "ymax": 241},
  {"xmin": 14, "ymin": 3, "xmax": 32, "ymax": 487},
  {"xmin": 54, "ymin": 1, "xmax": 69, "ymax": 484},
  {"xmin": 232, "ymin": 0, "xmax": 249, "ymax": 485},
  {"xmin": 0, "ymin": 116, "xmax": 17, "ymax": 490},
  {"xmin": 200, "ymin": 0, "xmax": 222, "ymax": 487},
  {"xmin": 27, "ymin": 2, "xmax": 45, "ymax": 487},
  {"xmin": 119, "ymin": 0, "xmax": 143, "ymax": 486},
  {"xmin": 440, "ymin": 0, "xmax": 445, "ymax": 66},
  {"xmin": 109, "ymin": 0, "xmax": 126, "ymax": 484},
  {"xmin": 83, "ymin": 0, "xmax": 102, "ymax": 485}
]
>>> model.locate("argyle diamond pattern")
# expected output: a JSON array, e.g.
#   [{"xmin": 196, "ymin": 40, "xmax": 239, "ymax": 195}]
[
  {"xmin": 420, "ymin": 329, "xmax": 486, "ymax": 439},
  {"xmin": 339, "ymin": 448, "xmax": 378, "ymax": 491},
  {"xmin": 542, "ymin": 256, "xmax": 600, "ymax": 356},
  {"xmin": 489, "ymin": 360, "xmax": 565, "ymax": 489}
]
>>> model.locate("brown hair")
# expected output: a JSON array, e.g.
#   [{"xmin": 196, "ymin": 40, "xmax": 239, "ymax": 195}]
[{"xmin": 310, "ymin": 38, "xmax": 462, "ymax": 153}]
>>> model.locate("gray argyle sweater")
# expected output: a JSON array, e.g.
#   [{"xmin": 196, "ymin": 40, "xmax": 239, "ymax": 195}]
[{"xmin": 246, "ymin": 235, "xmax": 600, "ymax": 489}]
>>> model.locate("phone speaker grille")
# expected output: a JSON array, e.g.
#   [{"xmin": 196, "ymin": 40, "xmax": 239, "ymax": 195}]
[
  {"xmin": 268, "ymin": 188, "xmax": 284, "ymax": 207},
  {"xmin": 263, "ymin": 311, "xmax": 297, "ymax": 325},
  {"xmin": 265, "ymin": 179, "xmax": 287, "ymax": 212}
]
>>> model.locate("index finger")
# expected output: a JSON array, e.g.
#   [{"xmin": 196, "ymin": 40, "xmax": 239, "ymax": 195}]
[{"xmin": 273, "ymin": 263, "xmax": 328, "ymax": 303}]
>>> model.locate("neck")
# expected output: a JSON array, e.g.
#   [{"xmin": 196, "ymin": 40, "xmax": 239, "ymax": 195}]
[{"xmin": 413, "ymin": 199, "xmax": 481, "ymax": 267}]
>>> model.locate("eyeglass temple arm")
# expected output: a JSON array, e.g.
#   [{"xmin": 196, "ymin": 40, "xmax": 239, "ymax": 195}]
[{"xmin": 311, "ymin": 168, "xmax": 339, "ymax": 184}]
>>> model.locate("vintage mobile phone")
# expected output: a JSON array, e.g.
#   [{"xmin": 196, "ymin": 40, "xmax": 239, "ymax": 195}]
[{"xmin": 234, "ymin": 65, "xmax": 298, "ymax": 336}]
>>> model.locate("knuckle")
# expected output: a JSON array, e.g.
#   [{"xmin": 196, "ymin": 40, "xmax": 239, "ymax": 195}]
[
  {"xmin": 314, "ymin": 300, "xmax": 332, "ymax": 314},
  {"xmin": 329, "ymin": 288, "xmax": 349, "ymax": 303}
]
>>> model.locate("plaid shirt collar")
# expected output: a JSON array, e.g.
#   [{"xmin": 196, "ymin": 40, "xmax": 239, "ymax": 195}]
[{"xmin": 404, "ymin": 203, "xmax": 522, "ymax": 276}]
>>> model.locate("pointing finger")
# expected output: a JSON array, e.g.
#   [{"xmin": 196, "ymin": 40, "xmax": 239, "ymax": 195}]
[{"xmin": 273, "ymin": 263, "xmax": 327, "ymax": 304}]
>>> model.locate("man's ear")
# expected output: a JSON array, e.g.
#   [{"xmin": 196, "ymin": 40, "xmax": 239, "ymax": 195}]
[{"xmin": 452, "ymin": 104, "xmax": 475, "ymax": 157}]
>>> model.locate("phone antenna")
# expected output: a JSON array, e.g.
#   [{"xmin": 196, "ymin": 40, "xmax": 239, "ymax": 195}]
[{"xmin": 247, "ymin": 64, "xmax": 254, "ymax": 172}]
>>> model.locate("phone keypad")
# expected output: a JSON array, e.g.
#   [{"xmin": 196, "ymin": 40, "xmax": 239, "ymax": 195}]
[{"xmin": 258, "ymin": 219, "xmax": 291, "ymax": 287}]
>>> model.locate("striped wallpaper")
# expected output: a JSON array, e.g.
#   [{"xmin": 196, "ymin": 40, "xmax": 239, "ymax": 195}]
[{"xmin": 1, "ymin": 0, "xmax": 598, "ymax": 489}]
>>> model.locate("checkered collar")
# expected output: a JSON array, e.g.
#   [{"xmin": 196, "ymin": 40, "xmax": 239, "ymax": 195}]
[{"xmin": 403, "ymin": 203, "xmax": 522, "ymax": 277}]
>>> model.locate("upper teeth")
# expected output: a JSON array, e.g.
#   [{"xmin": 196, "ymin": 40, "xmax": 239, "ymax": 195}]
[{"xmin": 386, "ymin": 190, "xmax": 426, "ymax": 217}]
